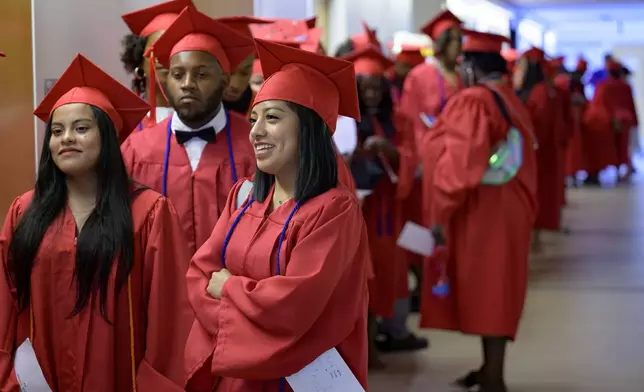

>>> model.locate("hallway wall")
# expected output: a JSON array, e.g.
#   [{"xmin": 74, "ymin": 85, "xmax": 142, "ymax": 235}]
[{"xmin": 0, "ymin": 1, "xmax": 35, "ymax": 223}]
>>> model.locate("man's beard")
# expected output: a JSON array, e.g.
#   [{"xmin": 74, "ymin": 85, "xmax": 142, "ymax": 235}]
[{"xmin": 169, "ymin": 84, "xmax": 224, "ymax": 127}]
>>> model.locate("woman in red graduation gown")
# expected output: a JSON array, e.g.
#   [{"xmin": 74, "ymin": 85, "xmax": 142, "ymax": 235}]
[
  {"xmin": 549, "ymin": 57, "xmax": 573, "ymax": 209},
  {"xmin": 399, "ymin": 11, "xmax": 464, "ymax": 296},
  {"xmin": 0, "ymin": 55, "xmax": 192, "ymax": 391},
  {"xmin": 341, "ymin": 46, "xmax": 422, "ymax": 358},
  {"xmin": 587, "ymin": 59, "xmax": 638, "ymax": 180},
  {"xmin": 121, "ymin": 7, "xmax": 257, "ymax": 257},
  {"xmin": 184, "ymin": 40, "xmax": 370, "ymax": 392},
  {"xmin": 420, "ymin": 30, "xmax": 537, "ymax": 392},
  {"xmin": 120, "ymin": 0, "xmax": 192, "ymax": 129},
  {"xmin": 514, "ymin": 48, "xmax": 558, "ymax": 249},
  {"xmin": 563, "ymin": 59, "xmax": 589, "ymax": 181}
]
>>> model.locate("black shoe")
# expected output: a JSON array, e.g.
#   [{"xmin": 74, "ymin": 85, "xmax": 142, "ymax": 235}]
[
  {"xmin": 452, "ymin": 370, "xmax": 481, "ymax": 390},
  {"xmin": 374, "ymin": 334, "xmax": 429, "ymax": 353}
]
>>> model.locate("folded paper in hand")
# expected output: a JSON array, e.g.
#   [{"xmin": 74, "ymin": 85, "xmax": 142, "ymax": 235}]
[
  {"xmin": 286, "ymin": 348, "xmax": 364, "ymax": 392},
  {"xmin": 14, "ymin": 338, "xmax": 52, "ymax": 391},
  {"xmin": 396, "ymin": 221, "xmax": 435, "ymax": 257}
]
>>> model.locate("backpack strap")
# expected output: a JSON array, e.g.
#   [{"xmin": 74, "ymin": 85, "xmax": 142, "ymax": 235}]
[{"xmin": 236, "ymin": 180, "xmax": 254, "ymax": 210}]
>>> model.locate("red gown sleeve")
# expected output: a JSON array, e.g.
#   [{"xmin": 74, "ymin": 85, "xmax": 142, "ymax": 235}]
[
  {"xmin": 0, "ymin": 197, "xmax": 25, "ymax": 391},
  {"xmin": 207, "ymin": 195, "xmax": 365, "ymax": 379},
  {"xmin": 393, "ymin": 111, "xmax": 418, "ymax": 200},
  {"xmin": 120, "ymin": 136, "xmax": 136, "ymax": 176},
  {"xmin": 426, "ymin": 94, "xmax": 493, "ymax": 227},
  {"xmin": 136, "ymin": 198, "xmax": 194, "ymax": 391}
]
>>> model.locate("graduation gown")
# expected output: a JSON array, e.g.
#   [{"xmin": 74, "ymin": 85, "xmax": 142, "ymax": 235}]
[
  {"xmin": 556, "ymin": 76, "xmax": 588, "ymax": 176},
  {"xmin": 121, "ymin": 112, "xmax": 256, "ymax": 256},
  {"xmin": 0, "ymin": 190, "xmax": 193, "ymax": 391},
  {"xmin": 184, "ymin": 181, "xmax": 370, "ymax": 392},
  {"xmin": 419, "ymin": 84, "xmax": 537, "ymax": 339},
  {"xmin": 399, "ymin": 63, "xmax": 461, "ymax": 268},
  {"xmin": 552, "ymin": 80, "xmax": 573, "ymax": 206},
  {"xmin": 356, "ymin": 113, "xmax": 416, "ymax": 317},
  {"xmin": 527, "ymin": 82, "xmax": 561, "ymax": 230},
  {"xmin": 588, "ymin": 78, "xmax": 638, "ymax": 168}
]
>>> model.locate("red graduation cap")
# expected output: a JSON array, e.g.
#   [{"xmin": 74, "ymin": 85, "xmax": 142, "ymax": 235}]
[
  {"xmin": 421, "ymin": 10, "xmax": 462, "ymax": 41},
  {"xmin": 33, "ymin": 54, "xmax": 149, "ymax": 141},
  {"xmin": 253, "ymin": 39, "xmax": 360, "ymax": 131},
  {"xmin": 576, "ymin": 58, "xmax": 588, "ymax": 73},
  {"xmin": 523, "ymin": 47, "xmax": 545, "ymax": 62},
  {"xmin": 396, "ymin": 45, "xmax": 426, "ymax": 67},
  {"xmin": 249, "ymin": 20, "xmax": 310, "ymax": 45},
  {"xmin": 462, "ymin": 29, "xmax": 510, "ymax": 53},
  {"xmin": 121, "ymin": 0, "xmax": 193, "ymax": 37},
  {"xmin": 351, "ymin": 21, "xmax": 381, "ymax": 51},
  {"xmin": 0, "ymin": 52, "xmax": 5, "ymax": 57},
  {"xmin": 342, "ymin": 46, "xmax": 394, "ymax": 76},
  {"xmin": 149, "ymin": 6, "xmax": 255, "ymax": 72},
  {"xmin": 217, "ymin": 16, "xmax": 273, "ymax": 39}
]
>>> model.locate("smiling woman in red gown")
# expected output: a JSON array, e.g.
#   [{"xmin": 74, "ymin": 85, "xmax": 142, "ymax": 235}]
[
  {"xmin": 184, "ymin": 40, "xmax": 370, "ymax": 392},
  {"xmin": 420, "ymin": 30, "xmax": 537, "ymax": 392},
  {"xmin": 0, "ymin": 55, "xmax": 192, "ymax": 391}
]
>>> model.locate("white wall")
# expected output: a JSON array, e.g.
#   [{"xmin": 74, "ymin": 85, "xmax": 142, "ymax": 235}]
[
  {"xmin": 253, "ymin": 0, "xmax": 314, "ymax": 19},
  {"xmin": 447, "ymin": 0, "xmax": 513, "ymax": 37},
  {"xmin": 327, "ymin": 0, "xmax": 415, "ymax": 55}
]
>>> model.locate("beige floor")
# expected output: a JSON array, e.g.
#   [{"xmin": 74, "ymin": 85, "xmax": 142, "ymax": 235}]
[{"xmin": 368, "ymin": 180, "xmax": 644, "ymax": 392}]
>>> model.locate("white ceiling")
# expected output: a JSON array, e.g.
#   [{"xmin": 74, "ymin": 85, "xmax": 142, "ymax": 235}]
[{"xmin": 502, "ymin": 0, "xmax": 644, "ymax": 6}]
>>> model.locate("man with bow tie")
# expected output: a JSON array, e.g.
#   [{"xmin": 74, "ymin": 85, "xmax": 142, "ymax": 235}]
[{"xmin": 121, "ymin": 6, "xmax": 257, "ymax": 256}]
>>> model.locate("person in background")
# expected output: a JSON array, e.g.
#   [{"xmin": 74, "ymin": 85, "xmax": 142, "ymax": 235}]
[
  {"xmin": 184, "ymin": 39, "xmax": 369, "ymax": 392},
  {"xmin": 333, "ymin": 21, "xmax": 382, "ymax": 57},
  {"xmin": 342, "ymin": 46, "xmax": 424, "ymax": 361},
  {"xmin": 121, "ymin": 6, "xmax": 257, "ymax": 257},
  {"xmin": 549, "ymin": 57, "xmax": 573, "ymax": 213},
  {"xmin": 389, "ymin": 45, "xmax": 427, "ymax": 106},
  {"xmin": 399, "ymin": 10, "xmax": 464, "ymax": 315},
  {"xmin": 563, "ymin": 58, "xmax": 589, "ymax": 184},
  {"xmin": 420, "ymin": 30, "xmax": 537, "ymax": 392},
  {"xmin": 0, "ymin": 55, "xmax": 192, "ymax": 391},
  {"xmin": 588, "ymin": 58, "xmax": 638, "ymax": 181},
  {"xmin": 120, "ymin": 0, "xmax": 192, "ymax": 129},
  {"xmin": 514, "ymin": 47, "xmax": 558, "ymax": 251},
  {"xmin": 217, "ymin": 16, "xmax": 273, "ymax": 116}
]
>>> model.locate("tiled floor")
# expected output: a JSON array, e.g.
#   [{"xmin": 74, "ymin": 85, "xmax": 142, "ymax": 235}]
[{"xmin": 369, "ymin": 179, "xmax": 644, "ymax": 391}]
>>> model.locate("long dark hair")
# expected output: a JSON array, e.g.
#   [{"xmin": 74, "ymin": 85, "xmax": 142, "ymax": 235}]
[
  {"xmin": 253, "ymin": 103, "xmax": 338, "ymax": 203},
  {"xmin": 356, "ymin": 75, "xmax": 396, "ymax": 140},
  {"xmin": 517, "ymin": 60, "xmax": 545, "ymax": 102},
  {"xmin": 333, "ymin": 39, "xmax": 355, "ymax": 58},
  {"xmin": 8, "ymin": 105, "xmax": 139, "ymax": 321}
]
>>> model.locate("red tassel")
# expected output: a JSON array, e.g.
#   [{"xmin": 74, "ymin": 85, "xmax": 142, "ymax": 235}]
[{"xmin": 147, "ymin": 52, "xmax": 157, "ymax": 125}]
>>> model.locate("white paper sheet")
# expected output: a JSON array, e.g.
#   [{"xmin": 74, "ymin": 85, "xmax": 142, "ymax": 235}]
[
  {"xmin": 286, "ymin": 348, "xmax": 365, "ymax": 392},
  {"xmin": 333, "ymin": 116, "xmax": 358, "ymax": 155},
  {"xmin": 14, "ymin": 339, "xmax": 52, "ymax": 392},
  {"xmin": 396, "ymin": 221, "xmax": 435, "ymax": 257}
]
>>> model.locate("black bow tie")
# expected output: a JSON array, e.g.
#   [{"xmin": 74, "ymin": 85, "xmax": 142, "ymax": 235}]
[{"xmin": 175, "ymin": 127, "xmax": 217, "ymax": 144}]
